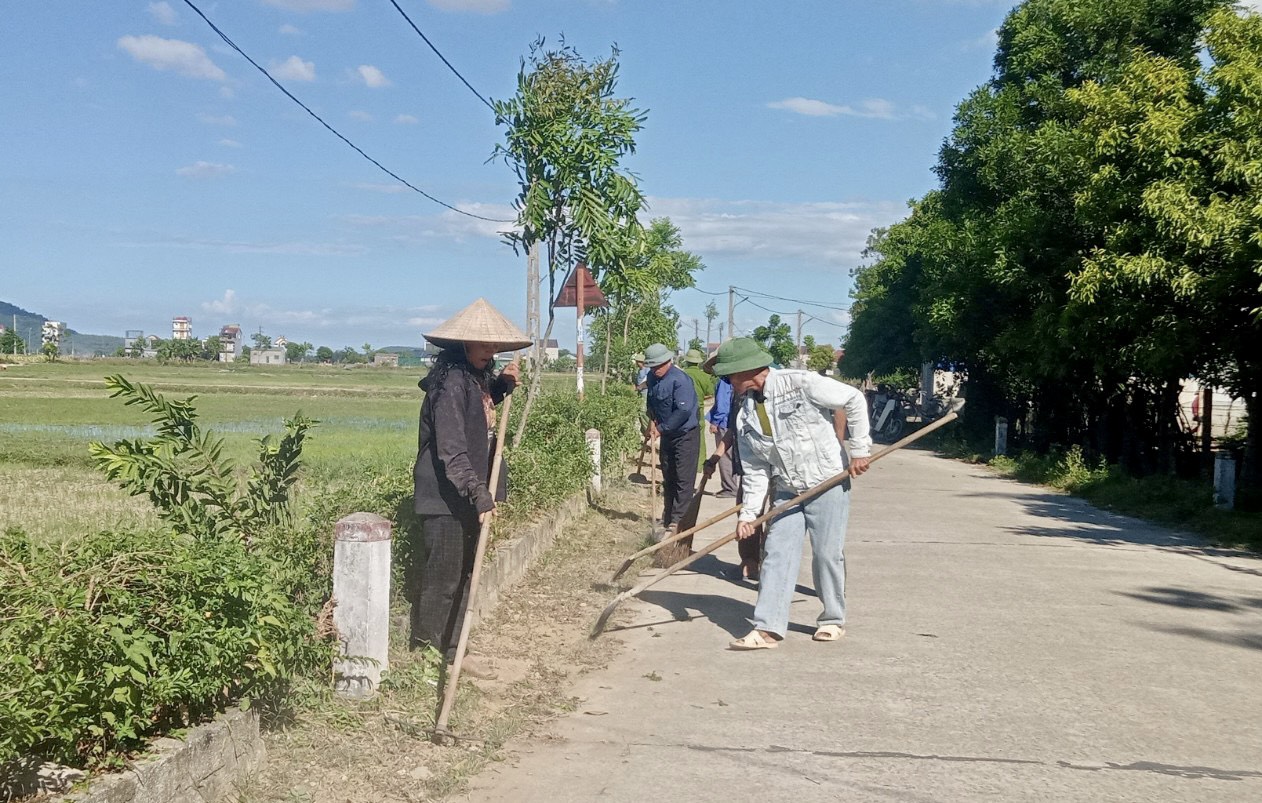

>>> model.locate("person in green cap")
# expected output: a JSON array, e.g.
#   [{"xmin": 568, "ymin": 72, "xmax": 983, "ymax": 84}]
[
  {"xmin": 680, "ymin": 348, "xmax": 716, "ymax": 469},
  {"xmin": 709, "ymin": 337, "xmax": 872, "ymax": 651}
]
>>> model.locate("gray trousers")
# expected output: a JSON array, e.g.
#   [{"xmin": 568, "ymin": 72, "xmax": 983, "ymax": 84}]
[{"xmin": 752, "ymin": 483, "xmax": 850, "ymax": 637}]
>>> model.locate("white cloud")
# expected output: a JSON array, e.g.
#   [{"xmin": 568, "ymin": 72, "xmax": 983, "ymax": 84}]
[
  {"xmin": 126, "ymin": 236, "xmax": 366, "ymax": 256},
  {"xmin": 203, "ymin": 289, "xmax": 238, "ymax": 315},
  {"xmin": 199, "ymin": 290, "xmax": 443, "ymax": 334},
  {"xmin": 426, "ymin": 0, "xmax": 510, "ymax": 13},
  {"xmin": 272, "ymin": 55, "xmax": 316, "ymax": 81},
  {"xmin": 768, "ymin": 97, "xmax": 847, "ymax": 117},
  {"xmin": 394, "ymin": 114, "xmax": 419, "ymax": 124},
  {"xmin": 218, "ymin": 86, "xmax": 235, "ymax": 99},
  {"xmin": 355, "ymin": 65, "xmax": 390, "ymax": 88},
  {"xmin": 197, "ymin": 113, "xmax": 237, "ymax": 126},
  {"xmin": 279, "ymin": 23, "xmax": 304, "ymax": 35},
  {"xmin": 117, "ymin": 35, "xmax": 226, "ymax": 81},
  {"xmin": 176, "ymin": 161, "xmax": 236, "ymax": 178},
  {"xmin": 349, "ymin": 110, "xmax": 375, "ymax": 122},
  {"xmin": 147, "ymin": 2, "xmax": 178, "ymax": 25},
  {"xmin": 343, "ymin": 202, "xmax": 518, "ymax": 242},
  {"xmin": 261, "ymin": 0, "xmax": 355, "ymax": 11},
  {"xmin": 768, "ymin": 96, "xmax": 933, "ymax": 121},
  {"xmin": 642, "ymin": 196, "xmax": 906, "ymax": 268},
  {"xmin": 218, "ymin": 138, "xmax": 242, "ymax": 148}
]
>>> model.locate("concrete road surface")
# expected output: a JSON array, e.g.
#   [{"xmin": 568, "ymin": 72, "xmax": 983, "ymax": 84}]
[{"xmin": 464, "ymin": 450, "xmax": 1262, "ymax": 803}]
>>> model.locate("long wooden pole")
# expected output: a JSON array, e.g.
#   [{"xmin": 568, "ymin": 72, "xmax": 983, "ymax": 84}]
[
  {"xmin": 591, "ymin": 408, "xmax": 961, "ymax": 638},
  {"xmin": 433, "ymin": 390, "xmax": 514, "ymax": 743}
]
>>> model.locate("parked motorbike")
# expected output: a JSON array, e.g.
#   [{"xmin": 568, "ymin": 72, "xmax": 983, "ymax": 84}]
[{"xmin": 867, "ymin": 384, "xmax": 910, "ymax": 443}]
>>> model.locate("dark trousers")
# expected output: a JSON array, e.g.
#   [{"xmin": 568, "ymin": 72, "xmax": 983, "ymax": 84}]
[
  {"xmin": 411, "ymin": 511, "xmax": 480, "ymax": 658},
  {"xmin": 659, "ymin": 427, "xmax": 701, "ymax": 527},
  {"xmin": 715, "ymin": 427, "xmax": 739, "ymax": 496}
]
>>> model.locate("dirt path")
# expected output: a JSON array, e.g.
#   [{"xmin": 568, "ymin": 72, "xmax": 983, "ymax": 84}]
[{"xmin": 240, "ymin": 481, "xmax": 653, "ymax": 803}]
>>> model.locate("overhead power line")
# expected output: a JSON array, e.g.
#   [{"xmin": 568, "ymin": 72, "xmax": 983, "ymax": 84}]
[
  {"xmin": 732, "ymin": 285, "xmax": 850, "ymax": 312},
  {"xmin": 740, "ymin": 296, "xmax": 848, "ymax": 330},
  {"xmin": 180, "ymin": 0, "xmax": 513, "ymax": 223},
  {"xmin": 388, "ymin": 0, "xmax": 497, "ymax": 114}
]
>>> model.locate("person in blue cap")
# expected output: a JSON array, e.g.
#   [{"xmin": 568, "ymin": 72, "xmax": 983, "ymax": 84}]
[{"xmin": 642, "ymin": 343, "xmax": 700, "ymax": 536}]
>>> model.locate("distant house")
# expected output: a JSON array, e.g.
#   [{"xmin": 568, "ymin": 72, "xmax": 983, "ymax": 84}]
[
  {"xmin": 219, "ymin": 324, "xmax": 242, "ymax": 362},
  {"xmin": 535, "ymin": 338, "xmax": 560, "ymax": 362},
  {"xmin": 250, "ymin": 347, "xmax": 287, "ymax": 366},
  {"xmin": 172, "ymin": 316, "xmax": 192, "ymax": 341},
  {"xmin": 373, "ymin": 352, "xmax": 400, "ymax": 368}
]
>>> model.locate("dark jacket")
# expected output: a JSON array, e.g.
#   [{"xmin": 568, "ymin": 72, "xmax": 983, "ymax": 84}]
[
  {"xmin": 413, "ymin": 360, "xmax": 513, "ymax": 516},
  {"xmin": 646, "ymin": 364, "xmax": 699, "ymax": 435}
]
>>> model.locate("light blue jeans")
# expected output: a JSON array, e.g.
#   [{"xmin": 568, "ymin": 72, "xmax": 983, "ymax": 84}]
[{"xmin": 751, "ymin": 483, "xmax": 850, "ymax": 637}]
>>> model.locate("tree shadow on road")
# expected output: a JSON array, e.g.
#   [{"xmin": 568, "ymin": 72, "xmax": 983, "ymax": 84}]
[{"xmin": 1117, "ymin": 586, "xmax": 1262, "ymax": 613}]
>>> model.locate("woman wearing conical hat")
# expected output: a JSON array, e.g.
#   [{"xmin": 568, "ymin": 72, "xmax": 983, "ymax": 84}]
[{"xmin": 411, "ymin": 299, "xmax": 530, "ymax": 676}]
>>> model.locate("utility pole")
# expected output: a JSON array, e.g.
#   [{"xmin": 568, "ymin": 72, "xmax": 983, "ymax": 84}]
[
  {"xmin": 796, "ymin": 309, "xmax": 803, "ymax": 369},
  {"xmin": 527, "ymin": 242, "xmax": 540, "ymax": 371},
  {"xmin": 718, "ymin": 323, "xmax": 724, "ymax": 343},
  {"xmin": 693, "ymin": 319, "xmax": 699, "ymax": 347},
  {"xmin": 727, "ymin": 286, "xmax": 735, "ymax": 342}
]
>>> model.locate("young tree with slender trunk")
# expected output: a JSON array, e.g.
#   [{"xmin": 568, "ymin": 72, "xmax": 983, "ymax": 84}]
[{"xmin": 493, "ymin": 39, "xmax": 647, "ymax": 447}]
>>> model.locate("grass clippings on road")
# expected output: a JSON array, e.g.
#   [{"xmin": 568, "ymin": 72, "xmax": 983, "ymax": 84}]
[{"xmin": 240, "ymin": 482, "xmax": 651, "ymax": 803}]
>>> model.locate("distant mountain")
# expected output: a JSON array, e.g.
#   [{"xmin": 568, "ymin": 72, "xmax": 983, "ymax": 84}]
[{"xmin": 0, "ymin": 300, "xmax": 124, "ymax": 356}]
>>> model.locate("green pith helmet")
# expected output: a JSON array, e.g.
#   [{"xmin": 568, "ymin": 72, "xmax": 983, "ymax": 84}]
[
  {"xmin": 709, "ymin": 337, "xmax": 773, "ymax": 377},
  {"xmin": 682, "ymin": 348, "xmax": 706, "ymax": 365},
  {"xmin": 642, "ymin": 343, "xmax": 674, "ymax": 367}
]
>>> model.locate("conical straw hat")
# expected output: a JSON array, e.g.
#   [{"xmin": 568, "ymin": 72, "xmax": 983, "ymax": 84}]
[{"xmin": 423, "ymin": 298, "xmax": 532, "ymax": 351}]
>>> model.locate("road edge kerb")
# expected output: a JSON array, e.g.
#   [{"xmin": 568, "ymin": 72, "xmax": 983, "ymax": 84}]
[{"xmin": 59, "ymin": 707, "xmax": 263, "ymax": 803}]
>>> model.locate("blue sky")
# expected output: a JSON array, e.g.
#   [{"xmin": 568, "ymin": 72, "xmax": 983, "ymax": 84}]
[{"xmin": 1, "ymin": 0, "xmax": 1015, "ymax": 350}]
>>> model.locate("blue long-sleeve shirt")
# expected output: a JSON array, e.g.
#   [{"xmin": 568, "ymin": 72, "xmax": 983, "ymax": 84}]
[
  {"xmin": 706, "ymin": 377, "xmax": 733, "ymax": 429},
  {"xmin": 646, "ymin": 365, "xmax": 699, "ymax": 435}
]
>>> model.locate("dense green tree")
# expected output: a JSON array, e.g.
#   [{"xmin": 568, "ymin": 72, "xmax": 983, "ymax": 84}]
[
  {"xmin": 0, "ymin": 330, "xmax": 25, "ymax": 355},
  {"xmin": 315, "ymin": 346, "xmax": 334, "ymax": 363},
  {"xmin": 844, "ymin": 0, "xmax": 1248, "ymax": 470},
  {"xmin": 753, "ymin": 315, "xmax": 796, "ymax": 368},
  {"xmin": 588, "ymin": 218, "xmax": 701, "ymax": 385},
  {"xmin": 201, "ymin": 335, "xmax": 222, "ymax": 361}
]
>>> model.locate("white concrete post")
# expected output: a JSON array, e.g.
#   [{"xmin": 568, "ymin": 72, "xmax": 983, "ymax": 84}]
[
  {"xmin": 586, "ymin": 428, "xmax": 602, "ymax": 496},
  {"xmin": 332, "ymin": 512, "xmax": 392, "ymax": 699},
  {"xmin": 994, "ymin": 417, "xmax": 1008, "ymax": 457},
  {"xmin": 1214, "ymin": 452, "xmax": 1236, "ymax": 511}
]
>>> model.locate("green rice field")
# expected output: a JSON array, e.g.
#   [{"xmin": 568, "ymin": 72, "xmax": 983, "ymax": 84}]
[
  {"xmin": 0, "ymin": 359, "xmax": 592, "ymax": 541},
  {"xmin": 0, "ymin": 360, "xmax": 424, "ymax": 541}
]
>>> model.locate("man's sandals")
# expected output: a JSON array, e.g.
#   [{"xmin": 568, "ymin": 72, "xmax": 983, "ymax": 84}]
[
  {"xmin": 812, "ymin": 624, "xmax": 845, "ymax": 642},
  {"xmin": 729, "ymin": 630, "xmax": 779, "ymax": 650}
]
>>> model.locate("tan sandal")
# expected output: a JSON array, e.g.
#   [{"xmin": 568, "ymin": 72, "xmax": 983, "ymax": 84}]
[
  {"xmin": 813, "ymin": 625, "xmax": 845, "ymax": 642},
  {"xmin": 729, "ymin": 630, "xmax": 779, "ymax": 651}
]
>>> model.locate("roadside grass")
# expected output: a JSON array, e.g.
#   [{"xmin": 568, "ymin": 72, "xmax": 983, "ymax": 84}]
[
  {"xmin": 240, "ymin": 482, "xmax": 649, "ymax": 803},
  {"xmin": 976, "ymin": 444, "xmax": 1262, "ymax": 550}
]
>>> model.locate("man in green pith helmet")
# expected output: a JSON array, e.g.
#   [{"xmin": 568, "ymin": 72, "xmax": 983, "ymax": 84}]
[
  {"xmin": 710, "ymin": 337, "xmax": 871, "ymax": 652},
  {"xmin": 681, "ymin": 348, "xmax": 716, "ymax": 470}
]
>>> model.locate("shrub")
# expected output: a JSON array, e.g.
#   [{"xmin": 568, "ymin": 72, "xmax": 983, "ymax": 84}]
[
  {"xmin": 0, "ymin": 377, "xmax": 332, "ymax": 768},
  {"xmin": 502, "ymin": 386, "xmax": 643, "ymax": 518},
  {"xmin": 0, "ymin": 527, "xmax": 329, "ymax": 767}
]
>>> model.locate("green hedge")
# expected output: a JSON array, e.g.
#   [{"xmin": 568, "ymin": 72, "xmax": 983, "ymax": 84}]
[{"xmin": 0, "ymin": 527, "xmax": 329, "ymax": 767}]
